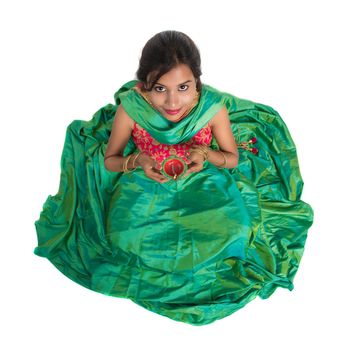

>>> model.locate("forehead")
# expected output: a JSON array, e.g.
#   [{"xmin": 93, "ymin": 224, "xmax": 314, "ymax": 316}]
[{"xmin": 155, "ymin": 64, "xmax": 194, "ymax": 86}]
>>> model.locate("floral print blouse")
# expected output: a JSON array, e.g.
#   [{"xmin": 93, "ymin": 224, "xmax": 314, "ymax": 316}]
[{"xmin": 131, "ymin": 121, "xmax": 213, "ymax": 170}]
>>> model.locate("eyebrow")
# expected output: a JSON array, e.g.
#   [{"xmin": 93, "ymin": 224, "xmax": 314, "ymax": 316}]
[{"xmin": 154, "ymin": 80, "xmax": 192, "ymax": 87}]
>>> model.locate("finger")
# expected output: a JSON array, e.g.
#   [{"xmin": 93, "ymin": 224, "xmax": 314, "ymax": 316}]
[
  {"xmin": 185, "ymin": 168, "xmax": 194, "ymax": 176},
  {"xmin": 188, "ymin": 165, "xmax": 202, "ymax": 173},
  {"xmin": 187, "ymin": 162, "xmax": 195, "ymax": 169},
  {"xmin": 149, "ymin": 168, "xmax": 164, "ymax": 177},
  {"xmin": 149, "ymin": 170, "xmax": 168, "ymax": 183},
  {"xmin": 151, "ymin": 168, "xmax": 163, "ymax": 175},
  {"xmin": 156, "ymin": 177, "xmax": 169, "ymax": 183},
  {"xmin": 185, "ymin": 168, "xmax": 196, "ymax": 176},
  {"xmin": 146, "ymin": 174, "xmax": 167, "ymax": 183},
  {"xmin": 145, "ymin": 166, "xmax": 159, "ymax": 174}
]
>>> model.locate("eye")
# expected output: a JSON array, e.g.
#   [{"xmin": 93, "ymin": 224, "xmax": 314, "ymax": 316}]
[
  {"xmin": 154, "ymin": 86, "xmax": 166, "ymax": 92},
  {"xmin": 179, "ymin": 85, "xmax": 189, "ymax": 91}
]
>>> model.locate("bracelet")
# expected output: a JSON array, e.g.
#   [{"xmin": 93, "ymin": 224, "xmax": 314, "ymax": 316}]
[
  {"xmin": 217, "ymin": 150, "xmax": 227, "ymax": 168},
  {"xmin": 191, "ymin": 145, "xmax": 209, "ymax": 161},
  {"xmin": 123, "ymin": 154, "xmax": 135, "ymax": 173},
  {"xmin": 198, "ymin": 145, "xmax": 209, "ymax": 160},
  {"xmin": 132, "ymin": 151, "xmax": 141, "ymax": 168}
]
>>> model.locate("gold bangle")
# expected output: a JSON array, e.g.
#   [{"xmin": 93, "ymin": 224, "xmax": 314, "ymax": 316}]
[
  {"xmin": 122, "ymin": 155, "xmax": 129, "ymax": 172},
  {"xmin": 132, "ymin": 151, "xmax": 141, "ymax": 168},
  {"xmin": 198, "ymin": 145, "xmax": 209, "ymax": 160},
  {"xmin": 217, "ymin": 150, "xmax": 227, "ymax": 168},
  {"xmin": 123, "ymin": 154, "xmax": 134, "ymax": 173},
  {"xmin": 191, "ymin": 145, "xmax": 209, "ymax": 161}
]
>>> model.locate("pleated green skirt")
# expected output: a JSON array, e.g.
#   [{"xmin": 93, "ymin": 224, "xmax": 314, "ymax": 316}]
[{"xmin": 34, "ymin": 83, "xmax": 313, "ymax": 325}]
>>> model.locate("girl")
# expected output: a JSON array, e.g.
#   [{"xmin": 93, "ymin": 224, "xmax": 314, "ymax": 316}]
[
  {"xmin": 34, "ymin": 30, "xmax": 313, "ymax": 326},
  {"xmin": 104, "ymin": 31, "xmax": 238, "ymax": 183}
]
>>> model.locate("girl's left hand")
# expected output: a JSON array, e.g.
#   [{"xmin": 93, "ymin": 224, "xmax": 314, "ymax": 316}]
[{"xmin": 185, "ymin": 145, "xmax": 207, "ymax": 175}]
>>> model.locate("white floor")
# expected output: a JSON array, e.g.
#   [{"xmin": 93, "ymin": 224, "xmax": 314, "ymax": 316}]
[{"xmin": 1, "ymin": 1, "xmax": 348, "ymax": 349}]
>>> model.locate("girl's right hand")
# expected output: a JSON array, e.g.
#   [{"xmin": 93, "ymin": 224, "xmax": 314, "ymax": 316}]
[{"xmin": 136, "ymin": 152, "xmax": 169, "ymax": 183}]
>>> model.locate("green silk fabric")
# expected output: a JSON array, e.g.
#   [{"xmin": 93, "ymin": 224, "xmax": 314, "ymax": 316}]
[
  {"xmin": 117, "ymin": 80, "xmax": 224, "ymax": 144},
  {"xmin": 34, "ymin": 80, "xmax": 314, "ymax": 326}
]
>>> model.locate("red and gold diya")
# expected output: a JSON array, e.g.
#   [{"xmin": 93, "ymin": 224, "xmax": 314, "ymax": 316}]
[{"xmin": 160, "ymin": 156, "xmax": 188, "ymax": 180}]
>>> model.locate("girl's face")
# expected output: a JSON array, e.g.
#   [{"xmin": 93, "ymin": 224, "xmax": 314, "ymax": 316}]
[{"xmin": 146, "ymin": 64, "xmax": 198, "ymax": 121}]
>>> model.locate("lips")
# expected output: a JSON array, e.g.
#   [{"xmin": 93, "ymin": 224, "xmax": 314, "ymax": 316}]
[{"xmin": 165, "ymin": 108, "xmax": 181, "ymax": 115}]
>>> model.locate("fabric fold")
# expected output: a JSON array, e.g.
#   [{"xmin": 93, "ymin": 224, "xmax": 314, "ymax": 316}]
[{"xmin": 34, "ymin": 80, "xmax": 313, "ymax": 326}]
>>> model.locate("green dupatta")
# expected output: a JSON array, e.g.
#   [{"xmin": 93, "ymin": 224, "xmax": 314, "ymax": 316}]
[{"xmin": 115, "ymin": 80, "xmax": 225, "ymax": 144}]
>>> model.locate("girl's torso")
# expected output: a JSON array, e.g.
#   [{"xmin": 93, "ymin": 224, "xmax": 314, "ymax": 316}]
[{"xmin": 131, "ymin": 121, "xmax": 213, "ymax": 170}]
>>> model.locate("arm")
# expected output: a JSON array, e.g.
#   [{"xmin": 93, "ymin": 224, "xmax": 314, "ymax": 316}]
[
  {"xmin": 207, "ymin": 106, "xmax": 239, "ymax": 168},
  {"xmin": 104, "ymin": 104, "xmax": 169, "ymax": 183},
  {"xmin": 104, "ymin": 104, "xmax": 136, "ymax": 172}
]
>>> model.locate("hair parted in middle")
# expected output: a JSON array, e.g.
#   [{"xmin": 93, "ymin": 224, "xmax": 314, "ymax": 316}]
[{"xmin": 136, "ymin": 30, "xmax": 202, "ymax": 92}]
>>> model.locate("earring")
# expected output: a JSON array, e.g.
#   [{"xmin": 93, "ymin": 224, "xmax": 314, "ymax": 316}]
[{"xmin": 143, "ymin": 91, "xmax": 155, "ymax": 108}]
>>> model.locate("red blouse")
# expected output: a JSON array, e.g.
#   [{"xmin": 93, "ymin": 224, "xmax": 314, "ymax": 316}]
[{"xmin": 132, "ymin": 122, "xmax": 213, "ymax": 170}]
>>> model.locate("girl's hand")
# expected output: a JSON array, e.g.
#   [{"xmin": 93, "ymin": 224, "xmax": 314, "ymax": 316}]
[
  {"xmin": 136, "ymin": 152, "xmax": 170, "ymax": 183},
  {"xmin": 185, "ymin": 146, "xmax": 207, "ymax": 175}
]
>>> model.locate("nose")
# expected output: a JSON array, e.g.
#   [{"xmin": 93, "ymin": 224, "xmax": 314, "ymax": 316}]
[{"xmin": 165, "ymin": 91, "xmax": 180, "ymax": 108}]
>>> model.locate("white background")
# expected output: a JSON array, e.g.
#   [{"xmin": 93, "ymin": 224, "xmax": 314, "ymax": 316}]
[{"xmin": 1, "ymin": 0, "xmax": 349, "ymax": 349}]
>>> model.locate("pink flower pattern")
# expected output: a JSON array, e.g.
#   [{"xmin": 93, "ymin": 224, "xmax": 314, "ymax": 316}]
[{"xmin": 132, "ymin": 122, "xmax": 213, "ymax": 170}]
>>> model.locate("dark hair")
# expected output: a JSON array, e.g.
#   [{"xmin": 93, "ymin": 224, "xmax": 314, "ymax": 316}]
[{"xmin": 136, "ymin": 30, "xmax": 202, "ymax": 92}]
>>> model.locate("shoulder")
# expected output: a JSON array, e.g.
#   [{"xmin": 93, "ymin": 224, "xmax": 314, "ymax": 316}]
[
  {"xmin": 114, "ymin": 103, "xmax": 135, "ymax": 131},
  {"xmin": 208, "ymin": 106, "xmax": 229, "ymax": 129}
]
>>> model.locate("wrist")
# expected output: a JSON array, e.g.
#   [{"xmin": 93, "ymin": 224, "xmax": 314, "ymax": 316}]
[
  {"xmin": 206, "ymin": 147, "xmax": 214, "ymax": 162},
  {"xmin": 131, "ymin": 152, "xmax": 141, "ymax": 168},
  {"xmin": 135, "ymin": 152, "xmax": 145, "ymax": 166},
  {"xmin": 191, "ymin": 145, "xmax": 209, "ymax": 161},
  {"xmin": 123, "ymin": 154, "xmax": 134, "ymax": 172},
  {"xmin": 217, "ymin": 150, "xmax": 227, "ymax": 168}
]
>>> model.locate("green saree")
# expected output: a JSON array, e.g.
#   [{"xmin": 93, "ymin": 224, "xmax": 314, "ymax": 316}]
[{"xmin": 34, "ymin": 80, "xmax": 314, "ymax": 326}]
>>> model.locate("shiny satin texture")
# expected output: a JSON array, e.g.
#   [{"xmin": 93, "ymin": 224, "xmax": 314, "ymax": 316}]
[{"xmin": 34, "ymin": 80, "xmax": 314, "ymax": 326}]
